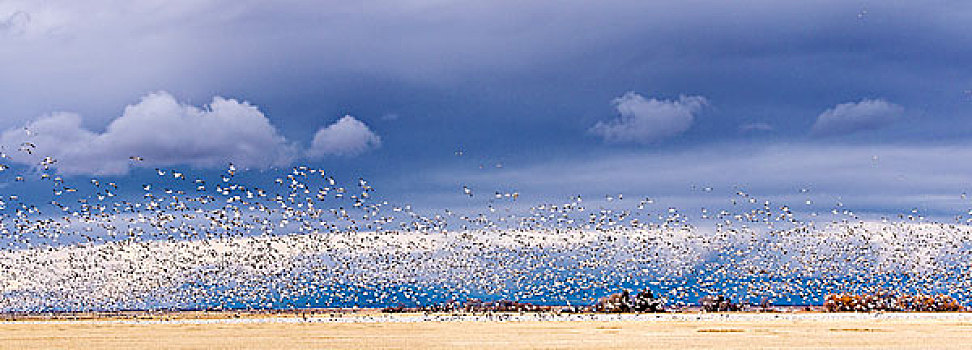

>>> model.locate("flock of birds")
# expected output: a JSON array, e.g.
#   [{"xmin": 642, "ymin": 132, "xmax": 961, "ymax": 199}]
[{"xmin": 0, "ymin": 133, "xmax": 972, "ymax": 312}]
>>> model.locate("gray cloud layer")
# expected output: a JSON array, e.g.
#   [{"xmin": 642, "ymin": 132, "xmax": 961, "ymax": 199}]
[
  {"xmin": 0, "ymin": 11, "xmax": 28, "ymax": 36},
  {"xmin": 420, "ymin": 142, "xmax": 972, "ymax": 216}
]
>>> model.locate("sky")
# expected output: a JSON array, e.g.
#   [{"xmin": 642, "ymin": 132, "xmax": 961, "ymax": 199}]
[{"xmin": 1, "ymin": 0, "xmax": 971, "ymax": 217}]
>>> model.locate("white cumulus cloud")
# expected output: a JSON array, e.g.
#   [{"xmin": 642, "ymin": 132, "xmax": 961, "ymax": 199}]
[
  {"xmin": 811, "ymin": 99, "xmax": 904, "ymax": 137},
  {"xmin": 590, "ymin": 92, "xmax": 707, "ymax": 144},
  {"xmin": 307, "ymin": 115, "xmax": 382, "ymax": 158},
  {"xmin": 0, "ymin": 92, "xmax": 296, "ymax": 175}
]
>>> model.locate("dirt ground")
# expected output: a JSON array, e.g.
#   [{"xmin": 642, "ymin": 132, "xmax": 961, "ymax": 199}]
[{"xmin": 2, "ymin": 315, "xmax": 972, "ymax": 349}]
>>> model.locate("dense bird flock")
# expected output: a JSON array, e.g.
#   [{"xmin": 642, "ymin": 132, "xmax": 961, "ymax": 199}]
[{"xmin": 1, "ymin": 139, "xmax": 972, "ymax": 312}]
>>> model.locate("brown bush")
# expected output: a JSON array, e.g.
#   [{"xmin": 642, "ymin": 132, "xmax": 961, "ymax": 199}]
[
  {"xmin": 699, "ymin": 295, "xmax": 740, "ymax": 312},
  {"xmin": 595, "ymin": 291, "xmax": 631, "ymax": 313},
  {"xmin": 824, "ymin": 293, "xmax": 962, "ymax": 312}
]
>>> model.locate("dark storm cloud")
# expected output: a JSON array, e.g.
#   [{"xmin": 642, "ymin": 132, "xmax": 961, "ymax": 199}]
[
  {"xmin": 0, "ymin": 0, "xmax": 970, "ymax": 211},
  {"xmin": 2, "ymin": 0, "xmax": 969, "ymax": 134}
]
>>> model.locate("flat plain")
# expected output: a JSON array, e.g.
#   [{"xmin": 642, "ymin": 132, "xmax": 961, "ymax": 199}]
[{"xmin": 2, "ymin": 312, "xmax": 972, "ymax": 349}]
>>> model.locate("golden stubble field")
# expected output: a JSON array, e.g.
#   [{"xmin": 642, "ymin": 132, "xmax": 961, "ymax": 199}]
[{"xmin": 2, "ymin": 315, "xmax": 972, "ymax": 349}]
